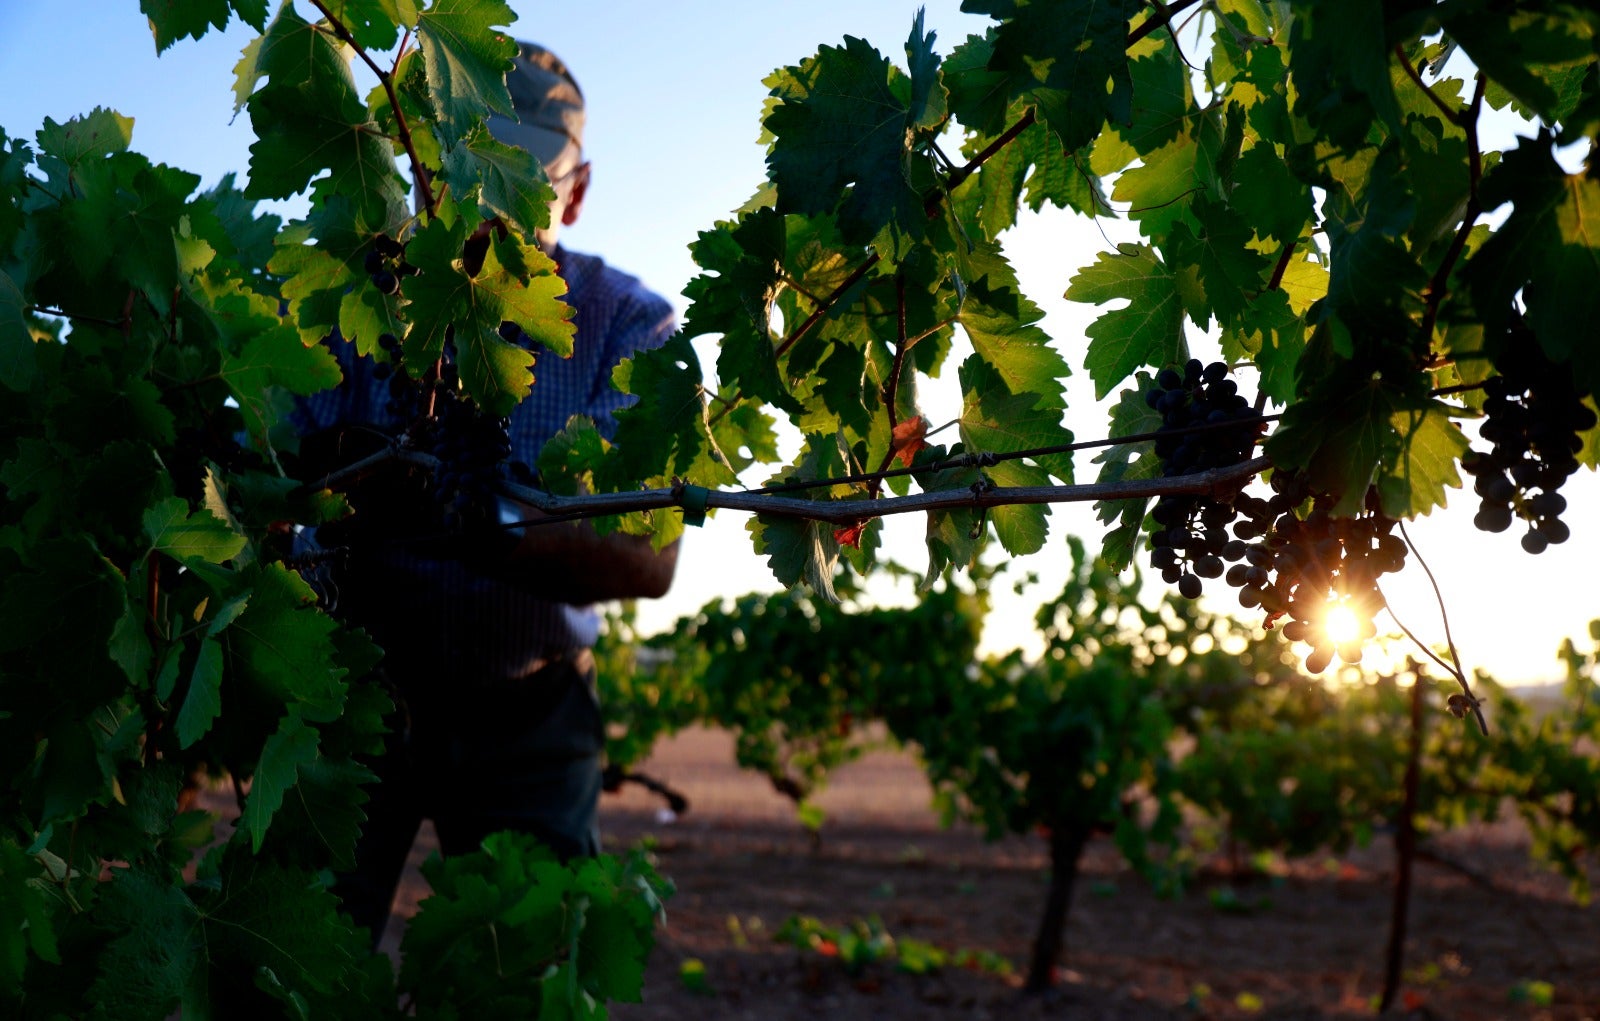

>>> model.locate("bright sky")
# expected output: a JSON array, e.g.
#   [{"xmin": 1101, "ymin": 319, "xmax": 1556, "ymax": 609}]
[{"xmin": 2, "ymin": 2, "xmax": 1596, "ymax": 685}]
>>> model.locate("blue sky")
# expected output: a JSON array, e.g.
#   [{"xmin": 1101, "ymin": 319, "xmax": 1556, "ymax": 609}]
[{"xmin": 2, "ymin": 2, "xmax": 1597, "ymax": 684}]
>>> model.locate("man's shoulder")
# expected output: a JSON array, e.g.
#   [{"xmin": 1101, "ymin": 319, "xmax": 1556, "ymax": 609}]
[{"xmin": 560, "ymin": 247, "xmax": 674, "ymax": 319}]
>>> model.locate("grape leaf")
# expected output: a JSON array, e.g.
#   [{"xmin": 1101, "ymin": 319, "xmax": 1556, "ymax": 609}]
[
  {"xmin": 0, "ymin": 270, "xmax": 36, "ymax": 393},
  {"xmin": 176, "ymin": 637, "xmax": 224, "ymax": 748},
  {"xmin": 905, "ymin": 8, "xmax": 949, "ymax": 133},
  {"xmin": 140, "ymin": 0, "xmax": 267, "ymax": 52},
  {"xmin": 239, "ymin": 714, "xmax": 321, "ymax": 850},
  {"xmin": 1167, "ymin": 197, "xmax": 1272, "ymax": 328},
  {"xmin": 317, "ymin": 0, "xmax": 407, "ymax": 52},
  {"xmin": 605, "ymin": 333, "xmax": 734, "ymax": 489},
  {"xmin": 985, "ymin": 459, "xmax": 1051, "ymax": 555},
  {"xmin": 441, "ymin": 123, "xmax": 555, "ymax": 240},
  {"xmin": 1115, "ymin": 45, "xmax": 1192, "ymax": 157},
  {"xmin": 1461, "ymin": 136, "xmax": 1600, "ymax": 394},
  {"xmin": 1092, "ymin": 372, "xmax": 1162, "ymax": 570},
  {"xmin": 1266, "ymin": 364, "xmax": 1408, "ymax": 516},
  {"xmin": 1066, "ymin": 245, "xmax": 1187, "ymax": 399},
  {"xmin": 965, "ymin": 0, "xmax": 1139, "ymax": 153},
  {"xmin": 954, "ymin": 242, "xmax": 1070, "ymax": 410},
  {"xmin": 238, "ymin": 3, "xmax": 406, "ymax": 218},
  {"xmin": 1220, "ymin": 287, "xmax": 1304, "ymax": 403},
  {"xmin": 1230, "ymin": 144, "xmax": 1312, "ymax": 246},
  {"xmin": 227, "ymin": 564, "xmax": 347, "ymax": 721},
  {"xmin": 682, "ymin": 209, "xmax": 801, "ymax": 414},
  {"xmin": 764, "ymin": 36, "xmax": 926, "ymax": 248},
  {"xmin": 958, "ymin": 355, "xmax": 1074, "ymax": 482},
  {"xmin": 748, "ymin": 516, "xmax": 841, "ymax": 603},
  {"xmin": 1285, "ymin": 0, "xmax": 1401, "ymax": 150},
  {"xmin": 402, "ymin": 217, "xmax": 575, "ymax": 415},
  {"xmin": 34, "ymin": 108, "xmax": 133, "ymax": 169},
  {"xmin": 87, "ymin": 866, "xmax": 202, "ymax": 1019},
  {"xmin": 265, "ymin": 752, "xmax": 376, "ymax": 871},
  {"xmin": 1440, "ymin": 6, "xmax": 1596, "ymax": 124},
  {"xmin": 1377, "ymin": 400, "xmax": 1468, "ymax": 519},
  {"xmin": 415, "ymin": 0, "xmax": 519, "ymax": 137},
  {"xmin": 143, "ymin": 497, "xmax": 247, "ymax": 565},
  {"xmin": 220, "ymin": 320, "xmax": 344, "ymax": 439}
]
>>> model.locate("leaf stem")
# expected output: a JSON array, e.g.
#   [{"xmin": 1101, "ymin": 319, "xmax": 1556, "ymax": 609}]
[
  {"xmin": 1393, "ymin": 45, "xmax": 1462, "ymax": 126},
  {"xmin": 1128, "ymin": 0, "xmax": 1205, "ymax": 48}
]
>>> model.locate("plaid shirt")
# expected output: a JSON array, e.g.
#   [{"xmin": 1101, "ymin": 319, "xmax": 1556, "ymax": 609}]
[{"xmin": 294, "ymin": 246, "xmax": 677, "ymax": 679}]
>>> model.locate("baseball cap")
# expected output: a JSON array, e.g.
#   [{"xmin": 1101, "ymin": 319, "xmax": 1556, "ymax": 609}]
[{"xmin": 486, "ymin": 41, "xmax": 585, "ymax": 176}]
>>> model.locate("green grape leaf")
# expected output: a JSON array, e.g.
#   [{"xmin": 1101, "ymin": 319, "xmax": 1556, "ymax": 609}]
[
  {"xmin": 143, "ymin": 497, "xmax": 247, "ymax": 565},
  {"xmin": 87, "ymin": 867, "xmax": 202, "ymax": 1020},
  {"xmin": 220, "ymin": 319, "xmax": 344, "ymax": 439},
  {"xmin": 1066, "ymin": 245, "xmax": 1187, "ymax": 399},
  {"xmin": 1441, "ymin": 7, "xmax": 1595, "ymax": 123},
  {"xmin": 965, "ymin": 0, "xmax": 1138, "ymax": 153},
  {"xmin": 682, "ymin": 209, "xmax": 800, "ymax": 414},
  {"xmin": 1265, "ymin": 357, "xmax": 1409, "ymax": 516},
  {"xmin": 1376, "ymin": 400, "xmax": 1468, "ymax": 519},
  {"xmin": 1285, "ymin": 0, "xmax": 1401, "ymax": 149},
  {"xmin": 415, "ymin": 0, "xmax": 518, "ymax": 137},
  {"xmin": 1220, "ymin": 286, "xmax": 1304, "ymax": 404},
  {"xmin": 958, "ymin": 355, "xmax": 1074, "ymax": 482},
  {"xmin": 238, "ymin": 3, "xmax": 406, "ymax": 217},
  {"xmin": 195, "ymin": 853, "xmax": 373, "ymax": 1010},
  {"xmin": 1167, "ymin": 197, "xmax": 1273, "ymax": 328},
  {"xmin": 1116, "ymin": 44, "xmax": 1192, "ymax": 157},
  {"xmin": 1462, "ymin": 136, "xmax": 1600, "ymax": 394},
  {"xmin": 1230, "ymin": 144, "xmax": 1312, "ymax": 246},
  {"xmin": 227, "ymin": 563, "xmax": 348, "ymax": 721},
  {"xmin": 266, "ymin": 752, "xmax": 377, "ymax": 871},
  {"xmin": 1092, "ymin": 372, "xmax": 1162, "ymax": 570},
  {"xmin": 317, "ymin": 0, "xmax": 406, "ymax": 52},
  {"xmin": 985, "ymin": 459, "xmax": 1051, "ymax": 556},
  {"xmin": 573, "ymin": 857, "xmax": 655, "ymax": 1003},
  {"xmin": 764, "ymin": 36, "xmax": 925, "ymax": 247},
  {"xmin": 748, "ymin": 516, "xmax": 841, "ymax": 603},
  {"xmin": 34, "ymin": 108, "xmax": 134, "ymax": 169},
  {"xmin": 905, "ymin": 8, "xmax": 949, "ymax": 133},
  {"xmin": 176, "ymin": 637, "xmax": 224, "ymax": 748},
  {"xmin": 605, "ymin": 334, "xmax": 734, "ymax": 489},
  {"xmin": 0, "ymin": 270, "xmax": 37, "ymax": 393},
  {"xmin": 955, "ymin": 242, "xmax": 1070, "ymax": 410},
  {"xmin": 403, "ymin": 218, "xmax": 576, "ymax": 415},
  {"xmin": 441, "ymin": 123, "xmax": 555, "ymax": 239},
  {"xmin": 239, "ymin": 715, "xmax": 321, "ymax": 851},
  {"xmin": 140, "ymin": 0, "xmax": 267, "ymax": 52}
]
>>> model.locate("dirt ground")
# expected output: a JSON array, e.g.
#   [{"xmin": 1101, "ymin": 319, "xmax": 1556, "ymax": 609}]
[{"xmin": 374, "ymin": 726, "xmax": 1600, "ymax": 1021}]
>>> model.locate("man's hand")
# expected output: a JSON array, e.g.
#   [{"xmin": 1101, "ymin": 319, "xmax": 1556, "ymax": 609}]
[{"xmin": 463, "ymin": 497, "xmax": 679, "ymax": 604}]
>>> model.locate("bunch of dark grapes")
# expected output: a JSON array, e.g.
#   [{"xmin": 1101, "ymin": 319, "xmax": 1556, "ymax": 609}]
[
  {"xmin": 1142, "ymin": 357, "xmax": 1408, "ymax": 673},
  {"xmin": 1225, "ymin": 479, "xmax": 1406, "ymax": 672},
  {"xmin": 1144, "ymin": 360, "xmax": 1265, "ymax": 598},
  {"xmin": 422, "ymin": 388, "xmax": 513, "ymax": 531},
  {"xmin": 1461, "ymin": 321, "xmax": 1595, "ymax": 555},
  {"xmin": 363, "ymin": 233, "xmax": 419, "ymax": 297}
]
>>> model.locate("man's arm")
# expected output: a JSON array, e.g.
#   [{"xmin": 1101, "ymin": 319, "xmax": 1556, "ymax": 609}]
[{"xmin": 474, "ymin": 500, "xmax": 679, "ymax": 604}]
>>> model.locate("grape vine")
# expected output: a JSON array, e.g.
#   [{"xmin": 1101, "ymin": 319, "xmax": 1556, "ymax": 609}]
[{"xmin": 3, "ymin": 0, "xmax": 1600, "ymax": 1016}]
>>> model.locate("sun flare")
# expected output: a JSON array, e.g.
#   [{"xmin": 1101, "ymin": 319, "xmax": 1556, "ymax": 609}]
[{"xmin": 1323, "ymin": 602, "xmax": 1362, "ymax": 646}]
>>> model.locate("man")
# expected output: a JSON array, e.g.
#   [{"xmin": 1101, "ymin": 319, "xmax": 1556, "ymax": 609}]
[{"xmin": 293, "ymin": 42, "xmax": 679, "ymax": 944}]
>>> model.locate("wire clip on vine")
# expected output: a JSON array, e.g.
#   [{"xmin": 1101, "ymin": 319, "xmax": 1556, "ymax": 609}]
[{"xmin": 674, "ymin": 481, "xmax": 712, "ymax": 527}]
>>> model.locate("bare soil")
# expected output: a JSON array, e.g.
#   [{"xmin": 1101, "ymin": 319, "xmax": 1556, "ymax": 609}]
[{"xmin": 379, "ymin": 727, "xmax": 1600, "ymax": 1021}]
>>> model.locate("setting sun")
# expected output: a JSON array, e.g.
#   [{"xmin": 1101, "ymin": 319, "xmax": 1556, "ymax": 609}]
[{"xmin": 1324, "ymin": 602, "xmax": 1363, "ymax": 646}]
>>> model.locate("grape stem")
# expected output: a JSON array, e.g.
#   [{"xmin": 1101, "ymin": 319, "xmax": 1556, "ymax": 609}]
[{"xmin": 1385, "ymin": 520, "xmax": 1487, "ymax": 735}]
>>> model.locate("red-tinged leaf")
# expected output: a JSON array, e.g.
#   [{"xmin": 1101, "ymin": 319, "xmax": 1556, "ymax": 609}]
[
  {"xmin": 833, "ymin": 521, "xmax": 868, "ymax": 549},
  {"xmin": 892, "ymin": 415, "xmax": 929, "ymax": 467}
]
